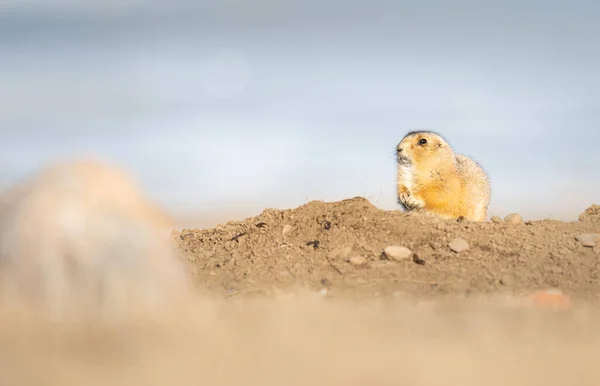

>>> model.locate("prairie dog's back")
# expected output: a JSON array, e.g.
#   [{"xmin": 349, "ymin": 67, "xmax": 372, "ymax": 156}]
[
  {"xmin": 0, "ymin": 158, "xmax": 190, "ymax": 321},
  {"xmin": 455, "ymin": 154, "xmax": 491, "ymax": 221}
]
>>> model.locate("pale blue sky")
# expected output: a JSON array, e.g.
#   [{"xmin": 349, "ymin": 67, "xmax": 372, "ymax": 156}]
[{"xmin": 1, "ymin": 0, "xmax": 599, "ymax": 221}]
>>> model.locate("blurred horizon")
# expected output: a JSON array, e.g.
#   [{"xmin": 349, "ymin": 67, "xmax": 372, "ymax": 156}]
[{"xmin": 1, "ymin": 0, "xmax": 599, "ymax": 225}]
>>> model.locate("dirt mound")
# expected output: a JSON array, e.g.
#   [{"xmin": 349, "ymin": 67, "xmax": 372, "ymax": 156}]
[
  {"xmin": 579, "ymin": 204, "xmax": 600, "ymax": 224},
  {"xmin": 176, "ymin": 197, "xmax": 600, "ymax": 301}
]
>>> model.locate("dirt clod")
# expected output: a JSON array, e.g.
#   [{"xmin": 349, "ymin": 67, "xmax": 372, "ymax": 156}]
[
  {"xmin": 504, "ymin": 213, "xmax": 524, "ymax": 224},
  {"xmin": 579, "ymin": 204, "xmax": 600, "ymax": 224},
  {"xmin": 491, "ymin": 216, "xmax": 503, "ymax": 224}
]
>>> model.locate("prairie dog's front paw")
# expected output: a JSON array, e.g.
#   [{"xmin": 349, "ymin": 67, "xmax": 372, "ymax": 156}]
[{"xmin": 399, "ymin": 192, "xmax": 424, "ymax": 211}]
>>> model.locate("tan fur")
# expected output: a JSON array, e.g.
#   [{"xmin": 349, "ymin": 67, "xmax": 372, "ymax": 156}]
[
  {"xmin": 0, "ymin": 157, "xmax": 191, "ymax": 321},
  {"xmin": 396, "ymin": 131, "xmax": 491, "ymax": 222}
]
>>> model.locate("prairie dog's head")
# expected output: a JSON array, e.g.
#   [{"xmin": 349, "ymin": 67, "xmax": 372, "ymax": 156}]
[{"xmin": 396, "ymin": 131, "xmax": 455, "ymax": 169}]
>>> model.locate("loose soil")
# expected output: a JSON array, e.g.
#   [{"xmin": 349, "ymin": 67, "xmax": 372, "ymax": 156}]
[{"xmin": 175, "ymin": 197, "xmax": 600, "ymax": 301}]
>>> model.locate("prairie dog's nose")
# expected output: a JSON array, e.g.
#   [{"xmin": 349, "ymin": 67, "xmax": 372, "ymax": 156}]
[{"xmin": 397, "ymin": 147, "xmax": 403, "ymax": 153}]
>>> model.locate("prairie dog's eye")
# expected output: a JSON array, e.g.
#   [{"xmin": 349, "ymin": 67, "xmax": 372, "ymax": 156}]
[{"xmin": 419, "ymin": 138, "xmax": 427, "ymax": 145}]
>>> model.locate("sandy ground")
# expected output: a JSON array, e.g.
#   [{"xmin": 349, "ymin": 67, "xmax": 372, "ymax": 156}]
[{"xmin": 1, "ymin": 160, "xmax": 600, "ymax": 386}]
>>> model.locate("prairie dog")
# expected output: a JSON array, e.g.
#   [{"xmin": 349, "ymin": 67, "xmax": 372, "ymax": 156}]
[
  {"xmin": 396, "ymin": 131, "xmax": 491, "ymax": 222},
  {"xmin": 0, "ymin": 157, "xmax": 190, "ymax": 321}
]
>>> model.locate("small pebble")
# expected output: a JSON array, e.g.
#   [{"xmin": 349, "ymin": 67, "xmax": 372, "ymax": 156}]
[
  {"xmin": 449, "ymin": 238, "xmax": 469, "ymax": 253},
  {"xmin": 576, "ymin": 233, "xmax": 600, "ymax": 247},
  {"xmin": 491, "ymin": 216, "xmax": 503, "ymax": 224},
  {"xmin": 349, "ymin": 256, "xmax": 367, "ymax": 266},
  {"xmin": 504, "ymin": 213, "xmax": 523, "ymax": 224},
  {"xmin": 383, "ymin": 246, "xmax": 413, "ymax": 261},
  {"xmin": 282, "ymin": 224, "xmax": 293, "ymax": 235}
]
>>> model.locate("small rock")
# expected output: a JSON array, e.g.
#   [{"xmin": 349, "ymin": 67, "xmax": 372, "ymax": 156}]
[
  {"xmin": 499, "ymin": 275, "xmax": 511, "ymax": 286},
  {"xmin": 383, "ymin": 246, "xmax": 413, "ymax": 261},
  {"xmin": 576, "ymin": 233, "xmax": 600, "ymax": 247},
  {"xmin": 449, "ymin": 238, "xmax": 469, "ymax": 253},
  {"xmin": 282, "ymin": 224, "xmax": 293, "ymax": 235},
  {"xmin": 348, "ymin": 256, "xmax": 367, "ymax": 266},
  {"xmin": 504, "ymin": 213, "xmax": 523, "ymax": 224},
  {"xmin": 491, "ymin": 216, "xmax": 503, "ymax": 224}
]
